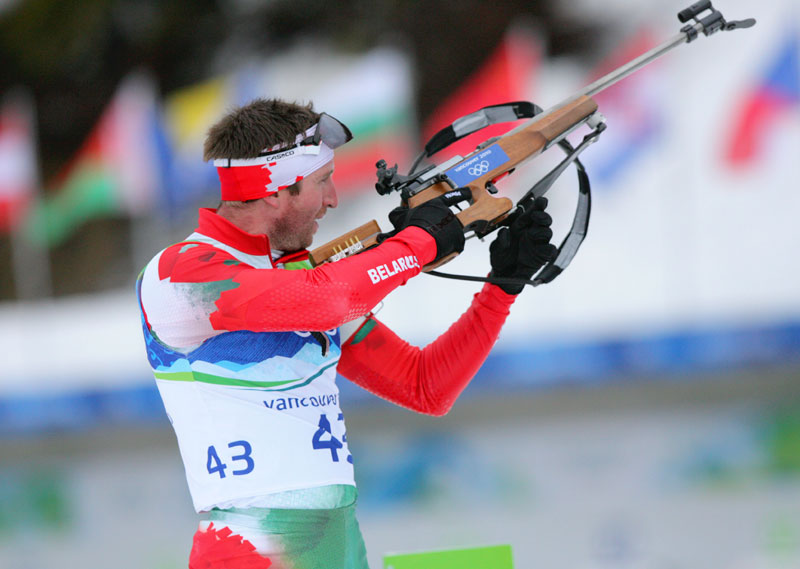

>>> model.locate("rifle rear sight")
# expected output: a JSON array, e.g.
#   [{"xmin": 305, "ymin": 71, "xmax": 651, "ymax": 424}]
[
  {"xmin": 375, "ymin": 159, "xmax": 440, "ymax": 202},
  {"xmin": 678, "ymin": 0, "xmax": 755, "ymax": 42}
]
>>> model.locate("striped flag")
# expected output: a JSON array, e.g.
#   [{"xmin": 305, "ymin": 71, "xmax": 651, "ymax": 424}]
[
  {"xmin": 311, "ymin": 48, "xmax": 417, "ymax": 194},
  {"xmin": 421, "ymin": 28, "xmax": 540, "ymax": 163},
  {"xmin": 0, "ymin": 90, "xmax": 37, "ymax": 233},
  {"xmin": 724, "ymin": 30, "xmax": 800, "ymax": 166},
  {"xmin": 159, "ymin": 48, "xmax": 418, "ymax": 203},
  {"xmin": 161, "ymin": 76, "xmax": 229, "ymax": 213},
  {"xmin": 25, "ymin": 72, "xmax": 165, "ymax": 246},
  {"xmin": 580, "ymin": 29, "xmax": 665, "ymax": 187}
]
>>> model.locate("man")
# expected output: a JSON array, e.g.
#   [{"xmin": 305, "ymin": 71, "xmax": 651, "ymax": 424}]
[{"xmin": 136, "ymin": 99, "xmax": 556, "ymax": 569}]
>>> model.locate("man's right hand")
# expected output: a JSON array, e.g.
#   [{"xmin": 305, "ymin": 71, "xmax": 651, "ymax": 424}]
[
  {"xmin": 489, "ymin": 196, "xmax": 558, "ymax": 294},
  {"xmin": 385, "ymin": 188, "xmax": 472, "ymax": 263}
]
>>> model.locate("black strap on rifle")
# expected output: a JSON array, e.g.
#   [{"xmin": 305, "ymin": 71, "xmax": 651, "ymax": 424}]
[
  {"xmin": 414, "ymin": 100, "xmax": 602, "ymax": 288},
  {"xmin": 410, "ymin": 101, "xmax": 539, "ymax": 175}
]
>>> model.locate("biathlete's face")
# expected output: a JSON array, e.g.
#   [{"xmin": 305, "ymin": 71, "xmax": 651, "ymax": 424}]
[{"xmin": 270, "ymin": 159, "xmax": 338, "ymax": 252}]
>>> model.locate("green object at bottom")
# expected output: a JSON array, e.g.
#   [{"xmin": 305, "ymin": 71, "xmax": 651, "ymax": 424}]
[{"xmin": 383, "ymin": 544, "xmax": 513, "ymax": 569}]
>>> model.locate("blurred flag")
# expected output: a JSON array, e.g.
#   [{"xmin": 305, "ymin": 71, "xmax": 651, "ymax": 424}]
[
  {"xmin": 724, "ymin": 30, "xmax": 800, "ymax": 166},
  {"xmin": 25, "ymin": 72, "xmax": 165, "ymax": 246},
  {"xmin": 312, "ymin": 48, "xmax": 417, "ymax": 194},
  {"xmin": 580, "ymin": 29, "xmax": 665, "ymax": 187},
  {"xmin": 159, "ymin": 48, "xmax": 418, "ymax": 203},
  {"xmin": 161, "ymin": 76, "xmax": 230, "ymax": 213},
  {"xmin": 421, "ymin": 28, "xmax": 540, "ymax": 162},
  {"xmin": 0, "ymin": 89, "xmax": 37, "ymax": 233}
]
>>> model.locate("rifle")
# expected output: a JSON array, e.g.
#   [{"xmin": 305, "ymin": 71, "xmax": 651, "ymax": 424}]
[{"xmin": 309, "ymin": 1, "xmax": 755, "ymax": 287}]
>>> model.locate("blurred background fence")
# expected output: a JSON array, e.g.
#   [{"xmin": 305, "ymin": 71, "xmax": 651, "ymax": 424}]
[{"xmin": 0, "ymin": 0, "xmax": 798, "ymax": 567}]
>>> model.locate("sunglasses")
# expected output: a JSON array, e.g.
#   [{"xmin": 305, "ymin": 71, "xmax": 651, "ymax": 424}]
[
  {"xmin": 255, "ymin": 113, "xmax": 353, "ymax": 161},
  {"xmin": 299, "ymin": 113, "xmax": 353, "ymax": 150}
]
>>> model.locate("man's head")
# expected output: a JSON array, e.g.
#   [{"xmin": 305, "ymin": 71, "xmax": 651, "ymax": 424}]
[{"xmin": 204, "ymin": 99, "xmax": 349, "ymax": 251}]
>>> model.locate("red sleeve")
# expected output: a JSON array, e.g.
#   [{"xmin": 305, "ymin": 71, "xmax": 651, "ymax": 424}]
[
  {"xmin": 337, "ymin": 283, "xmax": 516, "ymax": 416},
  {"xmin": 161, "ymin": 226, "xmax": 438, "ymax": 333}
]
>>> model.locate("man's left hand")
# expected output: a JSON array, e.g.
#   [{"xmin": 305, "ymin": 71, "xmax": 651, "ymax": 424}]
[{"xmin": 383, "ymin": 188, "xmax": 472, "ymax": 263}]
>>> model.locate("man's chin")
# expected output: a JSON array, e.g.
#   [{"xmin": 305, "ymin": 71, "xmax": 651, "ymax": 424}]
[{"xmin": 298, "ymin": 228, "xmax": 316, "ymax": 251}]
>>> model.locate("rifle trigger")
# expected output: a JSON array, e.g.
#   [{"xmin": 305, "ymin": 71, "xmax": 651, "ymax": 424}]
[{"xmin": 485, "ymin": 181, "xmax": 499, "ymax": 195}]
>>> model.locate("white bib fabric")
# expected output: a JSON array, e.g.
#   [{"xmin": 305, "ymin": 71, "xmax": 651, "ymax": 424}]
[{"xmin": 155, "ymin": 358, "xmax": 354, "ymax": 512}]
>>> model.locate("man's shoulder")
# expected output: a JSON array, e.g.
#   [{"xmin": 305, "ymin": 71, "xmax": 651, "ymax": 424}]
[{"xmin": 152, "ymin": 239, "xmax": 251, "ymax": 284}]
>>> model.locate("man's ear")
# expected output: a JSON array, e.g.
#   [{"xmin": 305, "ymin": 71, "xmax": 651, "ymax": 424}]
[{"xmin": 261, "ymin": 194, "xmax": 282, "ymax": 210}]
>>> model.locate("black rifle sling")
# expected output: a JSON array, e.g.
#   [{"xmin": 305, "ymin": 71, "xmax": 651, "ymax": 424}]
[
  {"xmin": 410, "ymin": 102, "xmax": 540, "ymax": 174},
  {"xmin": 423, "ymin": 101, "xmax": 539, "ymax": 159}
]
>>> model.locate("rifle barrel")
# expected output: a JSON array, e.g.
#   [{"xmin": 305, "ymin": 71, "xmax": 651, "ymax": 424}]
[
  {"xmin": 580, "ymin": 22, "xmax": 702, "ymax": 99},
  {"xmin": 506, "ymin": 22, "xmax": 704, "ymax": 140}
]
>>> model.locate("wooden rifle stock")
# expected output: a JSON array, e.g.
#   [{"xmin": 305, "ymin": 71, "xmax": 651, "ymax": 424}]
[
  {"xmin": 309, "ymin": 96, "xmax": 598, "ymax": 269},
  {"xmin": 308, "ymin": 220, "xmax": 382, "ymax": 267}
]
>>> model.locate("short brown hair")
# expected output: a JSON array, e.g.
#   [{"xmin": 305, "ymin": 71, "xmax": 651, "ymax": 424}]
[{"xmin": 203, "ymin": 99, "xmax": 320, "ymax": 161}]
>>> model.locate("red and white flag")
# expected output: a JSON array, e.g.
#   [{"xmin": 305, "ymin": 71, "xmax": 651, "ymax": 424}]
[{"xmin": 0, "ymin": 90, "xmax": 37, "ymax": 233}]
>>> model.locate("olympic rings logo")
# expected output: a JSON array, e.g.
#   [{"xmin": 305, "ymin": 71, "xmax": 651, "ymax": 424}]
[{"xmin": 467, "ymin": 160, "xmax": 490, "ymax": 177}]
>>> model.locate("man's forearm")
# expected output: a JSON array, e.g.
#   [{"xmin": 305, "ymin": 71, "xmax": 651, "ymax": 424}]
[{"xmin": 337, "ymin": 283, "xmax": 515, "ymax": 416}]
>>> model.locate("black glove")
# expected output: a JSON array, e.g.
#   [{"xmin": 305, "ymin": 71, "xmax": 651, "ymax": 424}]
[
  {"xmin": 385, "ymin": 187, "xmax": 471, "ymax": 263},
  {"xmin": 489, "ymin": 196, "xmax": 558, "ymax": 294}
]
